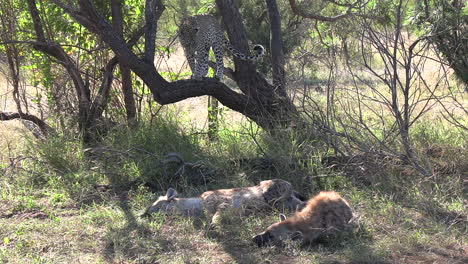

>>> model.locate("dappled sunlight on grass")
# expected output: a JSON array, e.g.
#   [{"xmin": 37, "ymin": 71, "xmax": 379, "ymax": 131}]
[{"xmin": 1, "ymin": 103, "xmax": 466, "ymax": 263}]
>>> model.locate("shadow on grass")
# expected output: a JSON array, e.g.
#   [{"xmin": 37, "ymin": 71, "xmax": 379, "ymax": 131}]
[
  {"xmin": 100, "ymin": 199, "xmax": 176, "ymax": 263},
  {"xmin": 52, "ymin": 174, "xmax": 392, "ymax": 263},
  {"xmin": 196, "ymin": 215, "xmax": 388, "ymax": 264},
  {"xmin": 324, "ymin": 154, "xmax": 466, "ymax": 233},
  {"xmin": 203, "ymin": 226, "xmax": 266, "ymax": 263}
]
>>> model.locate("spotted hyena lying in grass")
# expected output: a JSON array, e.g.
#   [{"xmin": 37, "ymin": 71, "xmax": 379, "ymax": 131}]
[
  {"xmin": 142, "ymin": 179, "xmax": 306, "ymax": 224},
  {"xmin": 252, "ymin": 191, "xmax": 354, "ymax": 246}
]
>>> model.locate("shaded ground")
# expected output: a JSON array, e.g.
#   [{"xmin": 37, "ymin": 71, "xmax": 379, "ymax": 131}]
[{"xmin": 0, "ymin": 189, "xmax": 466, "ymax": 264}]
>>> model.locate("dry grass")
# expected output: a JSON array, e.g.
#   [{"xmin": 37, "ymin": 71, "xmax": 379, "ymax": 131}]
[{"xmin": 0, "ymin": 73, "xmax": 35, "ymax": 165}]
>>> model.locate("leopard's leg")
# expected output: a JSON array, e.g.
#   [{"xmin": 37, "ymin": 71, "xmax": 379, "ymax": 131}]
[
  {"xmin": 186, "ymin": 54, "xmax": 196, "ymax": 78},
  {"xmin": 181, "ymin": 43, "xmax": 197, "ymax": 79},
  {"xmin": 193, "ymin": 44, "xmax": 209, "ymax": 80},
  {"xmin": 213, "ymin": 44, "xmax": 224, "ymax": 80}
]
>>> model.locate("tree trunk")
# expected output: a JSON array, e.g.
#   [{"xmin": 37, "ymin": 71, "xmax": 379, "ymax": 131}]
[
  {"xmin": 26, "ymin": 0, "xmax": 93, "ymax": 141},
  {"xmin": 266, "ymin": 0, "xmax": 286, "ymax": 92},
  {"xmin": 112, "ymin": 0, "xmax": 137, "ymax": 126},
  {"xmin": 207, "ymin": 96, "xmax": 219, "ymax": 141},
  {"xmin": 215, "ymin": 0, "xmax": 298, "ymax": 128},
  {"xmin": 121, "ymin": 66, "xmax": 137, "ymax": 125}
]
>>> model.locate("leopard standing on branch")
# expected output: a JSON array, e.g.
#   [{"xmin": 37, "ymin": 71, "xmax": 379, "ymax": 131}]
[{"xmin": 178, "ymin": 14, "xmax": 265, "ymax": 80}]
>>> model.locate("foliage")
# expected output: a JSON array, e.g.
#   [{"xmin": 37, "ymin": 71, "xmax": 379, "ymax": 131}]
[{"xmin": 413, "ymin": 0, "xmax": 468, "ymax": 86}]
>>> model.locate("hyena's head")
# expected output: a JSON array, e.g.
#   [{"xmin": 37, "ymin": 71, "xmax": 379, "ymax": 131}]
[
  {"xmin": 141, "ymin": 188, "xmax": 179, "ymax": 217},
  {"xmin": 252, "ymin": 215, "xmax": 302, "ymax": 247},
  {"xmin": 260, "ymin": 179, "xmax": 306, "ymax": 212}
]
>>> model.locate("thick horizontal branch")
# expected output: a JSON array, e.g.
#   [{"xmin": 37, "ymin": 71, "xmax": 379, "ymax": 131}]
[
  {"xmin": 63, "ymin": 0, "xmax": 259, "ymax": 117},
  {"xmin": 49, "ymin": 0, "xmax": 297, "ymax": 129},
  {"xmin": 161, "ymin": 79, "xmax": 266, "ymax": 123}
]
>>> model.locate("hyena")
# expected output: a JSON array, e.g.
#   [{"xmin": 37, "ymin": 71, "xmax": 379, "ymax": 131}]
[
  {"xmin": 141, "ymin": 179, "xmax": 305, "ymax": 224},
  {"xmin": 252, "ymin": 191, "xmax": 354, "ymax": 246}
]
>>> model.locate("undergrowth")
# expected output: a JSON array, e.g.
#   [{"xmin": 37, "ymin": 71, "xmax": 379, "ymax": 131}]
[{"xmin": 0, "ymin": 110, "xmax": 466, "ymax": 263}]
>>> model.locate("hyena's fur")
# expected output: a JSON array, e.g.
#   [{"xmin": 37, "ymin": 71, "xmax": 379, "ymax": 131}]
[
  {"xmin": 142, "ymin": 179, "xmax": 305, "ymax": 224},
  {"xmin": 252, "ymin": 191, "xmax": 354, "ymax": 246}
]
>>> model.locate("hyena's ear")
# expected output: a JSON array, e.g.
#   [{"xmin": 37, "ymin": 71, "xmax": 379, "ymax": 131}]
[
  {"xmin": 296, "ymin": 201, "xmax": 306, "ymax": 211},
  {"xmin": 279, "ymin": 214, "xmax": 287, "ymax": 222},
  {"xmin": 165, "ymin": 188, "xmax": 178, "ymax": 200}
]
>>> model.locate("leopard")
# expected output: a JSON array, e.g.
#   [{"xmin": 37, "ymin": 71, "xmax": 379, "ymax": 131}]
[{"xmin": 179, "ymin": 14, "xmax": 265, "ymax": 80}]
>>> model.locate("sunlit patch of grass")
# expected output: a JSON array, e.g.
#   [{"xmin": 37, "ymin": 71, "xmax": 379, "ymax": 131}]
[{"xmin": 412, "ymin": 119, "xmax": 467, "ymax": 148}]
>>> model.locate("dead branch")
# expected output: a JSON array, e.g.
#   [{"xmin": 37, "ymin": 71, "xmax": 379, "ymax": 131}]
[
  {"xmin": 0, "ymin": 111, "xmax": 52, "ymax": 137},
  {"xmin": 161, "ymin": 153, "xmax": 203, "ymax": 178}
]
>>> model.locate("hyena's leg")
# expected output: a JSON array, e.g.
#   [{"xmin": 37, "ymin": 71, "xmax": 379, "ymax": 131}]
[
  {"xmin": 210, "ymin": 204, "xmax": 249, "ymax": 228},
  {"xmin": 210, "ymin": 202, "xmax": 230, "ymax": 226}
]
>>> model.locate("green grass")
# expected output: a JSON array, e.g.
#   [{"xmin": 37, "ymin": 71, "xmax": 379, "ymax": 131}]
[
  {"xmin": 1, "ymin": 184, "xmax": 464, "ymax": 263},
  {"xmin": 0, "ymin": 110, "xmax": 466, "ymax": 264}
]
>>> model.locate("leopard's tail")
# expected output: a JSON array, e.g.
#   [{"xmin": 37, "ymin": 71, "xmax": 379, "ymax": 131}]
[{"xmin": 224, "ymin": 39, "xmax": 265, "ymax": 61}]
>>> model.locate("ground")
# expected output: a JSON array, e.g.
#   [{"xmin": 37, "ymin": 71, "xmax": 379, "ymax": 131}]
[{"xmin": 0, "ymin": 183, "xmax": 466, "ymax": 263}]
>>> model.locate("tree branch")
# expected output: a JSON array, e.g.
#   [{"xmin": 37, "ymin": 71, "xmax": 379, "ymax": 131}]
[
  {"xmin": 112, "ymin": 0, "xmax": 136, "ymax": 124},
  {"xmin": 0, "ymin": 111, "xmax": 52, "ymax": 136},
  {"xmin": 90, "ymin": 56, "xmax": 119, "ymax": 121},
  {"xmin": 144, "ymin": 0, "xmax": 165, "ymax": 63},
  {"xmin": 27, "ymin": 0, "xmax": 90, "ymax": 105}
]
